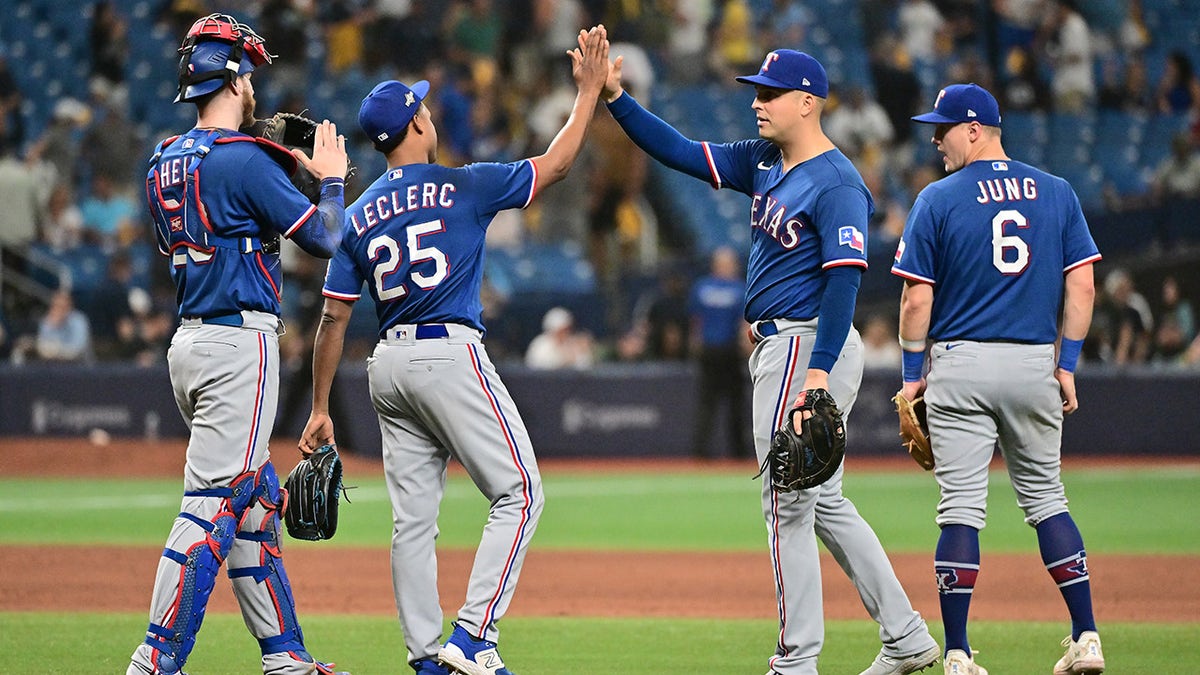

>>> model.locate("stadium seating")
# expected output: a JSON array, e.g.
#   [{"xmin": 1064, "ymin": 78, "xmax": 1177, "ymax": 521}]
[{"xmin": 4, "ymin": 0, "xmax": 1199, "ymax": 340}]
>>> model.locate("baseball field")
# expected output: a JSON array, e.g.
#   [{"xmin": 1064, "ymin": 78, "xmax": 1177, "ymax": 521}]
[{"xmin": 1, "ymin": 438, "xmax": 1197, "ymax": 674}]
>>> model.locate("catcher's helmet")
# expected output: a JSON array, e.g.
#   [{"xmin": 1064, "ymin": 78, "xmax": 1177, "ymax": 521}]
[{"xmin": 175, "ymin": 13, "xmax": 274, "ymax": 104}]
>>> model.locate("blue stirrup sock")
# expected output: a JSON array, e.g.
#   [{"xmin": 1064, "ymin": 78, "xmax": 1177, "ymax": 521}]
[
  {"xmin": 935, "ymin": 524, "xmax": 980, "ymax": 655},
  {"xmin": 1036, "ymin": 512, "xmax": 1096, "ymax": 640}
]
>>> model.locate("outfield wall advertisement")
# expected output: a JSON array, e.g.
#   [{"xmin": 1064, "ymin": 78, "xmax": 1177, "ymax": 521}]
[{"xmin": 1, "ymin": 363, "xmax": 1195, "ymax": 456}]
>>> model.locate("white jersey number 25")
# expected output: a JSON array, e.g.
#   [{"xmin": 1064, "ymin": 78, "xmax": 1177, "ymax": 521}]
[
  {"xmin": 991, "ymin": 209, "xmax": 1030, "ymax": 275},
  {"xmin": 368, "ymin": 219, "xmax": 449, "ymax": 301}
]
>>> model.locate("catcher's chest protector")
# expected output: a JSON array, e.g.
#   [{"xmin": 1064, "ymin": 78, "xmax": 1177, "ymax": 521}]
[
  {"xmin": 148, "ymin": 131, "xmax": 294, "ymax": 308},
  {"xmin": 149, "ymin": 130, "xmax": 271, "ymax": 261}
]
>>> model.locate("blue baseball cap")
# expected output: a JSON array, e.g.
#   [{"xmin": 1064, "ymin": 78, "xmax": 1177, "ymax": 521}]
[
  {"xmin": 912, "ymin": 83, "xmax": 1001, "ymax": 127},
  {"xmin": 358, "ymin": 79, "xmax": 431, "ymax": 147},
  {"xmin": 735, "ymin": 50, "xmax": 829, "ymax": 98}
]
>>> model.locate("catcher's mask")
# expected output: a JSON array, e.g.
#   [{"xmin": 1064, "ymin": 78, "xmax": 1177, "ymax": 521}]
[{"xmin": 175, "ymin": 13, "xmax": 274, "ymax": 104}]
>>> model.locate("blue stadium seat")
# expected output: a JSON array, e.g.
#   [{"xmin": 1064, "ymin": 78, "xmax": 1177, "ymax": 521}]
[
  {"xmin": 1057, "ymin": 165, "xmax": 1105, "ymax": 211},
  {"xmin": 1146, "ymin": 113, "xmax": 1190, "ymax": 148},
  {"xmin": 2, "ymin": 4, "xmax": 34, "ymax": 43},
  {"xmin": 1048, "ymin": 112, "xmax": 1096, "ymax": 151},
  {"xmin": 67, "ymin": 247, "xmax": 111, "ymax": 292},
  {"xmin": 496, "ymin": 243, "xmax": 596, "ymax": 296},
  {"xmin": 1096, "ymin": 110, "xmax": 1145, "ymax": 147},
  {"xmin": 1095, "ymin": 142, "xmax": 1147, "ymax": 196}
]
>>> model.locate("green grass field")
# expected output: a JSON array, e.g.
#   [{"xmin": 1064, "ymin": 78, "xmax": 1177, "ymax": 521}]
[
  {"xmin": 2, "ymin": 613, "xmax": 1196, "ymax": 673},
  {"xmin": 4, "ymin": 465, "xmax": 1198, "ymax": 553},
  {"xmin": 2, "ymin": 464, "xmax": 1198, "ymax": 673}
]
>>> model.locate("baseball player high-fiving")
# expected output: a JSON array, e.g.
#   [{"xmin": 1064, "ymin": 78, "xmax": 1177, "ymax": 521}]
[
  {"xmin": 601, "ymin": 47, "xmax": 939, "ymax": 675},
  {"xmin": 299, "ymin": 26, "xmax": 611, "ymax": 675},
  {"xmin": 130, "ymin": 13, "xmax": 348, "ymax": 675},
  {"xmin": 893, "ymin": 83, "xmax": 1105, "ymax": 675}
]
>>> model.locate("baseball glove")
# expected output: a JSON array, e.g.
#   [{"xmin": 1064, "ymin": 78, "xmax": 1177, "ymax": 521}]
[
  {"xmin": 247, "ymin": 112, "xmax": 354, "ymax": 202},
  {"xmin": 892, "ymin": 392, "xmax": 934, "ymax": 470},
  {"xmin": 756, "ymin": 388, "xmax": 846, "ymax": 492},
  {"xmin": 283, "ymin": 444, "xmax": 346, "ymax": 541}
]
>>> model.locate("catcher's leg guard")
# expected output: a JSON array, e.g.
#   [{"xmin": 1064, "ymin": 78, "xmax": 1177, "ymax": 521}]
[
  {"xmin": 226, "ymin": 462, "xmax": 329, "ymax": 673},
  {"xmin": 136, "ymin": 471, "xmax": 261, "ymax": 673}
]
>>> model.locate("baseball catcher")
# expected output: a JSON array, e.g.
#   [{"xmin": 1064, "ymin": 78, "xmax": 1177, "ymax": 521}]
[
  {"xmin": 892, "ymin": 392, "xmax": 934, "ymax": 470},
  {"xmin": 284, "ymin": 444, "xmax": 347, "ymax": 541},
  {"xmin": 757, "ymin": 388, "xmax": 846, "ymax": 492}
]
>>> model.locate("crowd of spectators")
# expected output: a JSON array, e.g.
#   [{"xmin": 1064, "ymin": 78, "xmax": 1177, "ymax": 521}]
[{"xmin": 0, "ymin": 0, "xmax": 1198, "ymax": 373}]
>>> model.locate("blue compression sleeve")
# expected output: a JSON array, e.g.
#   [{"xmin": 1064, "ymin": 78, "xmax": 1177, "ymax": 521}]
[
  {"xmin": 606, "ymin": 92, "xmax": 714, "ymax": 181},
  {"xmin": 289, "ymin": 177, "xmax": 344, "ymax": 258},
  {"xmin": 810, "ymin": 266, "xmax": 861, "ymax": 372}
]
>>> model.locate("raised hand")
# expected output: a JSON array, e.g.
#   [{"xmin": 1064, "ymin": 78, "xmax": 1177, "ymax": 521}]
[
  {"xmin": 568, "ymin": 25, "xmax": 609, "ymax": 97},
  {"xmin": 603, "ymin": 54, "xmax": 625, "ymax": 103}
]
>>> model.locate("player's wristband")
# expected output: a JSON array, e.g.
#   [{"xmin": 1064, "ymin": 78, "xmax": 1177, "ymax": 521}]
[
  {"xmin": 1057, "ymin": 338, "xmax": 1084, "ymax": 373},
  {"xmin": 902, "ymin": 349, "xmax": 925, "ymax": 382},
  {"xmin": 898, "ymin": 337, "xmax": 925, "ymax": 351}
]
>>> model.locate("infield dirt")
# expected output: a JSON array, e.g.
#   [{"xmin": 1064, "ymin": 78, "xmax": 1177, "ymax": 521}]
[{"xmin": 2, "ymin": 438, "xmax": 1196, "ymax": 623}]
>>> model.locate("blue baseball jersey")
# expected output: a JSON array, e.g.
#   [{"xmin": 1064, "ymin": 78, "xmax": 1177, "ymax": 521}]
[
  {"xmin": 146, "ymin": 128, "xmax": 320, "ymax": 317},
  {"xmin": 891, "ymin": 159, "xmax": 1102, "ymax": 343},
  {"xmin": 323, "ymin": 160, "xmax": 536, "ymax": 335},
  {"xmin": 701, "ymin": 141, "xmax": 872, "ymax": 322},
  {"xmin": 689, "ymin": 275, "xmax": 746, "ymax": 347}
]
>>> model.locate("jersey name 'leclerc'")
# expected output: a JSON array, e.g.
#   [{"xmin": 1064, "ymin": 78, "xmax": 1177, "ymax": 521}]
[
  {"xmin": 975, "ymin": 176, "xmax": 1038, "ymax": 205},
  {"xmin": 349, "ymin": 182, "xmax": 457, "ymax": 236}
]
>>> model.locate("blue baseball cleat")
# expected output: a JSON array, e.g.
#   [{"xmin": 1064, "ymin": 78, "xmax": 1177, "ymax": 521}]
[{"xmin": 437, "ymin": 623, "xmax": 515, "ymax": 675}]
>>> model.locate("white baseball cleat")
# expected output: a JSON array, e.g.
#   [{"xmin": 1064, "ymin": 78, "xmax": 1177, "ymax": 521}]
[
  {"xmin": 859, "ymin": 644, "xmax": 942, "ymax": 675},
  {"xmin": 943, "ymin": 649, "xmax": 987, "ymax": 675},
  {"xmin": 1053, "ymin": 631, "xmax": 1105, "ymax": 675}
]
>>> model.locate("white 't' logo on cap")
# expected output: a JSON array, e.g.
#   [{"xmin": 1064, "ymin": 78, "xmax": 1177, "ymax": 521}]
[{"xmin": 405, "ymin": 91, "xmax": 415, "ymax": 106}]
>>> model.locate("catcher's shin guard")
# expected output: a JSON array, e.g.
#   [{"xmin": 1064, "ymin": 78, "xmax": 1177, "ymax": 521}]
[
  {"xmin": 139, "ymin": 471, "xmax": 262, "ymax": 672},
  {"xmin": 225, "ymin": 462, "xmax": 318, "ymax": 665}
]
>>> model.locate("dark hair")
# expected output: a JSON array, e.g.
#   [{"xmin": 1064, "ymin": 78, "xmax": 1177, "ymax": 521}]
[
  {"xmin": 1168, "ymin": 50, "xmax": 1195, "ymax": 82},
  {"xmin": 373, "ymin": 118, "xmax": 411, "ymax": 154}
]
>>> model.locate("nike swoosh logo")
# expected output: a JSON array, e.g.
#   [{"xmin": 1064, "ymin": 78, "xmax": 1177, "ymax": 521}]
[
  {"xmin": 757, "ymin": 161, "xmax": 773, "ymax": 170},
  {"xmin": 945, "ymin": 343, "xmax": 961, "ymax": 350}
]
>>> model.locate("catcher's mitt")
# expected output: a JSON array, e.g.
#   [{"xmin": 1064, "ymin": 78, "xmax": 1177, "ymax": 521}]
[
  {"xmin": 756, "ymin": 388, "xmax": 846, "ymax": 492},
  {"xmin": 892, "ymin": 392, "xmax": 934, "ymax": 470},
  {"xmin": 246, "ymin": 112, "xmax": 355, "ymax": 202},
  {"xmin": 283, "ymin": 444, "xmax": 347, "ymax": 541}
]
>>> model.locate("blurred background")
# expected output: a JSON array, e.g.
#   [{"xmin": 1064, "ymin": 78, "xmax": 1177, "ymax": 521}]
[{"xmin": 1, "ymin": 0, "xmax": 1198, "ymax": 456}]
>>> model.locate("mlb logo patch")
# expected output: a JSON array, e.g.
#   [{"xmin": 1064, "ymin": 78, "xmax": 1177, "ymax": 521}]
[
  {"xmin": 388, "ymin": 168, "xmax": 404, "ymax": 180},
  {"xmin": 182, "ymin": 138, "xmax": 195, "ymax": 149},
  {"xmin": 992, "ymin": 161, "xmax": 1008, "ymax": 171},
  {"xmin": 838, "ymin": 225, "xmax": 865, "ymax": 253}
]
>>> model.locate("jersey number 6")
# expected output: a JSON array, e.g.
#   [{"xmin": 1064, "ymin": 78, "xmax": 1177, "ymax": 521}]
[
  {"xmin": 991, "ymin": 208, "xmax": 1029, "ymax": 276},
  {"xmin": 368, "ymin": 219, "xmax": 449, "ymax": 301}
]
